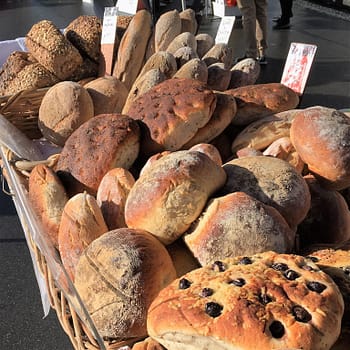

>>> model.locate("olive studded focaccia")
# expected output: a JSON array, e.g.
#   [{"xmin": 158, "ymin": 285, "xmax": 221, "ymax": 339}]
[{"xmin": 147, "ymin": 251, "xmax": 344, "ymax": 350}]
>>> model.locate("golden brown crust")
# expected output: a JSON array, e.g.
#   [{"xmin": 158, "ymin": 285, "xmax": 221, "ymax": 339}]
[
  {"xmin": 127, "ymin": 78, "xmax": 217, "ymax": 156},
  {"xmin": 56, "ymin": 114, "xmax": 140, "ymax": 195},
  {"xmin": 148, "ymin": 251, "xmax": 344, "ymax": 350},
  {"xmin": 290, "ymin": 106, "xmax": 350, "ymax": 190},
  {"xmin": 226, "ymin": 83, "xmax": 300, "ymax": 126}
]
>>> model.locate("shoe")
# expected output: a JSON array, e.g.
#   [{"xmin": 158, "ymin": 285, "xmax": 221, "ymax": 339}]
[
  {"xmin": 273, "ymin": 20, "xmax": 290, "ymax": 30},
  {"xmin": 256, "ymin": 56, "xmax": 267, "ymax": 65}
]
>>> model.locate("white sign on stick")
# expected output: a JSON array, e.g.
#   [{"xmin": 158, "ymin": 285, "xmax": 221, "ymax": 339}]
[
  {"xmin": 215, "ymin": 16, "xmax": 236, "ymax": 44},
  {"xmin": 117, "ymin": 0, "xmax": 138, "ymax": 15},
  {"xmin": 280, "ymin": 42, "xmax": 317, "ymax": 95}
]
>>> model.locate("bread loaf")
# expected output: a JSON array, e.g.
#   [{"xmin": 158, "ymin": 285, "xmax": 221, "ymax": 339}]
[
  {"xmin": 113, "ymin": 10, "xmax": 153, "ymax": 90},
  {"xmin": 189, "ymin": 143, "xmax": 222, "ymax": 166},
  {"xmin": 185, "ymin": 192, "xmax": 295, "ymax": 266},
  {"xmin": 222, "ymin": 156, "xmax": 311, "ymax": 230},
  {"xmin": 172, "ymin": 57, "xmax": 208, "ymax": 83},
  {"xmin": 229, "ymin": 57, "xmax": 261, "ymax": 89},
  {"xmin": 56, "ymin": 114, "xmax": 140, "ymax": 195},
  {"xmin": 147, "ymin": 251, "xmax": 344, "ymax": 350},
  {"xmin": 74, "ymin": 228, "xmax": 177, "ymax": 339},
  {"xmin": 28, "ymin": 164, "xmax": 68, "ymax": 248},
  {"xmin": 207, "ymin": 62, "xmax": 231, "ymax": 91},
  {"xmin": 195, "ymin": 33, "xmax": 215, "ymax": 58},
  {"xmin": 96, "ymin": 167, "xmax": 135, "ymax": 230},
  {"xmin": 179, "ymin": 8, "xmax": 198, "ymax": 34},
  {"xmin": 202, "ymin": 43, "xmax": 234, "ymax": 69},
  {"xmin": 58, "ymin": 192, "xmax": 108, "ymax": 280},
  {"xmin": 290, "ymin": 106, "xmax": 350, "ymax": 190},
  {"xmin": 38, "ymin": 81, "xmax": 94, "ymax": 146},
  {"xmin": 226, "ymin": 83, "xmax": 300, "ymax": 126},
  {"xmin": 127, "ymin": 78, "xmax": 217, "ymax": 156},
  {"xmin": 173, "ymin": 46, "xmax": 198, "ymax": 68},
  {"xmin": 26, "ymin": 20, "xmax": 83, "ymax": 80},
  {"xmin": 165, "ymin": 32, "xmax": 197, "ymax": 55},
  {"xmin": 125, "ymin": 150, "xmax": 227, "ymax": 244}
]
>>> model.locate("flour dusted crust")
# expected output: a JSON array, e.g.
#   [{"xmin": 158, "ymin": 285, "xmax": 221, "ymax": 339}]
[
  {"xmin": 147, "ymin": 251, "xmax": 344, "ymax": 350},
  {"xmin": 127, "ymin": 78, "xmax": 217, "ymax": 156}
]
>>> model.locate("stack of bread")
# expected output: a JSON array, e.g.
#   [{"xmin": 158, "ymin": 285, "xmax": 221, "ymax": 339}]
[{"xmin": 2, "ymin": 6, "xmax": 348, "ymax": 350}]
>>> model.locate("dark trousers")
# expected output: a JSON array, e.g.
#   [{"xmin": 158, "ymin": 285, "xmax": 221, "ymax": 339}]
[{"xmin": 280, "ymin": 0, "xmax": 293, "ymax": 20}]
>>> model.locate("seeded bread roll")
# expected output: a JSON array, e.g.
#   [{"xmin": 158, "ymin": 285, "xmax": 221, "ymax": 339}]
[
  {"xmin": 155, "ymin": 9, "xmax": 182, "ymax": 52},
  {"xmin": 113, "ymin": 10, "xmax": 153, "ymax": 90},
  {"xmin": 229, "ymin": 57, "xmax": 261, "ymax": 89},
  {"xmin": 195, "ymin": 33, "xmax": 215, "ymax": 58},
  {"xmin": 185, "ymin": 192, "xmax": 295, "ymax": 266},
  {"xmin": 56, "ymin": 114, "xmax": 140, "ymax": 196},
  {"xmin": 64, "ymin": 15, "xmax": 102, "ymax": 63},
  {"xmin": 84, "ymin": 76, "xmax": 128, "ymax": 115},
  {"xmin": 26, "ymin": 20, "xmax": 83, "ymax": 80},
  {"xmin": 182, "ymin": 91, "xmax": 236, "ymax": 149},
  {"xmin": 38, "ymin": 81, "xmax": 94, "ymax": 146},
  {"xmin": 127, "ymin": 78, "xmax": 217, "ymax": 156},
  {"xmin": 202, "ymin": 43, "xmax": 234, "ymax": 69},
  {"xmin": 125, "ymin": 150, "xmax": 227, "ymax": 245},
  {"xmin": 96, "ymin": 167, "xmax": 135, "ymax": 230},
  {"xmin": 222, "ymin": 156, "xmax": 311, "ymax": 230},
  {"xmin": 173, "ymin": 57, "xmax": 208, "ymax": 83},
  {"xmin": 290, "ymin": 106, "xmax": 350, "ymax": 190},
  {"xmin": 74, "ymin": 228, "xmax": 177, "ymax": 339},
  {"xmin": 147, "ymin": 251, "xmax": 344, "ymax": 350},
  {"xmin": 28, "ymin": 164, "xmax": 68, "ymax": 249},
  {"xmin": 226, "ymin": 83, "xmax": 300, "ymax": 126},
  {"xmin": 58, "ymin": 192, "xmax": 108, "ymax": 281}
]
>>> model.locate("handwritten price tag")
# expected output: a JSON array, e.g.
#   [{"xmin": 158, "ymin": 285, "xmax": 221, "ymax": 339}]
[
  {"xmin": 215, "ymin": 16, "xmax": 236, "ymax": 44},
  {"xmin": 281, "ymin": 42, "xmax": 317, "ymax": 95},
  {"xmin": 117, "ymin": 0, "xmax": 138, "ymax": 15}
]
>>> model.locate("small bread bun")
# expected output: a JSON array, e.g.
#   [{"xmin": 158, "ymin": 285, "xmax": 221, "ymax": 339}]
[
  {"xmin": 189, "ymin": 143, "xmax": 222, "ymax": 166},
  {"xmin": 290, "ymin": 106, "xmax": 350, "ymax": 190},
  {"xmin": 184, "ymin": 192, "xmax": 295, "ymax": 266},
  {"xmin": 38, "ymin": 81, "xmax": 94, "ymax": 146},
  {"xmin": 74, "ymin": 228, "xmax": 177, "ymax": 339}
]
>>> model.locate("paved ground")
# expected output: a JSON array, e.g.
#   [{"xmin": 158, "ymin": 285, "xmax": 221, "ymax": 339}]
[{"xmin": 0, "ymin": 0, "xmax": 349, "ymax": 349}]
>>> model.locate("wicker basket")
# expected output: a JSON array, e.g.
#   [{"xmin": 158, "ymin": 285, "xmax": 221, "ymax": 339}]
[{"xmin": 0, "ymin": 88, "xmax": 48, "ymax": 139}]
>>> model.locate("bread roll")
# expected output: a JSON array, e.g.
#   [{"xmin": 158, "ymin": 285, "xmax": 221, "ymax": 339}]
[
  {"xmin": 127, "ymin": 78, "xmax": 217, "ymax": 156},
  {"xmin": 26, "ymin": 20, "xmax": 83, "ymax": 80},
  {"xmin": 185, "ymin": 192, "xmax": 295, "ymax": 266},
  {"xmin": 172, "ymin": 57, "xmax": 208, "ymax": 83},
  {"xmin": 58, "ymin": 192, "xmax": 108, "ymax": 281},
  {"xmin": 74, "ymin": 228, "xmax": 177, "ymax": 339},
  {"xmin": 132, "ymin": 337, "xmax": 166, "ymax": 350},
  {"xmin": 290, "ymin": 106, "xmax": 350, "ymax": 190},
  {"xmin": 38, "ymin": 81, "xmax": 94, "ymax": 146},
  {"xmin": 84, "ymin": 76, "xmax": 128, "ymax": 115},
  {"xmin": 173, "ymin": 46, "xmax": 198, "ymax": 68},
  {"xmin": 179, "ymin": 8, "xmax": 198, "ymax": 34},
  {"xmin": 96, "ymin": 167, "xmax": 135, "ymax": 230},
  {"xmin": 56, "ymin": 114, "xmax": 140, "ymax": 195},
  {"xmin": 207, "ymin": 62, "xmax": 231, "ymax": 91},
  {"xmin": 113, "ymin": 10, "xmax": 153, "ymax": 90},
  {"xmin": 222, "ymin": 156, "xmax": 311, "ymax": 229},
  {"xmin": 195, "ymin": 33, "xmax": 215, "ymax": 58},
  {"xmin": 155, "ymin": 9, "xmax": 182, "ymax": 52},
  {"xmin": 165, "ymin": 32, "xmax": 197, "ymax": 55},
  {"xmin": 182, "ymin": 91, "xmax": 236, "ymax": 149},
  {"xmin": 229, "ymin": 57, "xmax": 261, "ymax": 89},
  {"xmin": 202, "ymin": 43, "xmax": 234, "ymax": 69},
  {"xmin": 125, "ymin": 150, "xmax": 227, "ymax": 245},
  {"xmin": 189, "ymin": 143, "xmax": 222, "ymax": 166},
  {"xmin": 226, "ymin": 83, "xmax": 300, "ymax": 126},
  {"xmin": 236, "ymin": 147, "xmax": 263, "ymax": 158},
  {"xmin": 147, "ymin": 251, "xmax": 344, "ymax": 350},
  {"xmin": 28, "ymin": 164, "xmax": 68, "ymax": 248}
]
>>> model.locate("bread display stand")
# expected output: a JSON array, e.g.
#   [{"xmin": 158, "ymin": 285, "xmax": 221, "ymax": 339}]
[{"xmin": 0, "ymin": 146, "xmax": 133, "ymax": 350}]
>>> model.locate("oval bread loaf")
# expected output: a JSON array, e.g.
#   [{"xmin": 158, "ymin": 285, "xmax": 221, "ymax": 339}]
[{"xmin": 173, "ymin": 57, "xmax": 208, "ymax": 83}]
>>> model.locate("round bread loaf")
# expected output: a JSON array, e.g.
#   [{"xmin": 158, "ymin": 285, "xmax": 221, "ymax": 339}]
[
  {"xmin": 185, "ymin": 192, "xmax": 295, "ymax": 266},
  {"xmin": 179, "ymin": 8, "xmax": 198, "ymax": 34},
  {"xmin": 207, "ymin": 62, "xmax": 231, "ymax": 91},
  {"xmin": 297, "ymin": 175, "xmax": 350, "ymax": 249},
  {"xmin": 202, "ymin": 43, "xmax": 234, "ymax": 69},
  {"xmin": 173, "ymin": 46, "xmax": 199, "ymax": 68},
  {"xmin": 290, "ymin": 106, "xmax": 350, "ymax": 190},
  {"xmin": 222, "ymin": 156, "xmax": 311, "ymax": 229},
  {"xmin": 38, "ymin": 81, "xmax": 94, "ymax": 146},
  {"xmin": 125, "ymin": 150, "xmax": 227, "ymax": 245},
  {"xmin": 96, "ymin": 167, "xmax": 135, "ymax": 230},
  {"xmin": 147, "ymin": 251, "xmax": 344, "ymax": 350},
  {"xmin": 84, "ymin": 76, "xmax": 128, "ymax": 115},
  {"xmin": 229, "ymin": 57, "xmax": 261, "ymax": 89},
  {"xmin": 74, "ymin": 228, "xmax": 177, "ymax": 339},
  {"xmin": 166, "ymin": 32, "xmax": 197, "ymax": 55},
  {"xmin": 173, "ymin": 57, "xmax": 208, "ymax": 83},
  {"xmin": 127, "ymin": 78, "xmax": 217, "ymax": 156},
  {"xmin": 189, "ymin": 143, "xmax": 222, "ymax": 166},
  {"xmin": 195, "ymin": 33, "xmax": 215, "ymax": 58},
  {"xmin": 56, "ymin": 114, "xmax": 140, "ymax": 195},
  {"xmin": 226, "ymin": 83, "xmax": 300, "ymax": 126},
  {"xmin": 58, "ymin": 192, "xmax": 108, "ymax": 281},
  {"xmin": 28, "ymin": 164, "xmax": 68, "ymax": 248},
  {"xmin": 132, "ymin": 337, "xmax": 166, "ymax": 350}
]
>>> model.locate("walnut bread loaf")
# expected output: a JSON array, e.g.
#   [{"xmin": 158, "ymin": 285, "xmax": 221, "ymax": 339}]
[{"xmin": 147, "ymin": 251, "xmax": 344, "ymax": 350}]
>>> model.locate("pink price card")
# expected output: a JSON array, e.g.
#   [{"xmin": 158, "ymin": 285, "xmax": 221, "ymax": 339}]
[{"xmin": 280, "ymin": 42, "xmax": 317, "ymax": 96}]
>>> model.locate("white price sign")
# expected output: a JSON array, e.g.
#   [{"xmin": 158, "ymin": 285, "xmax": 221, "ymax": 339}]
[
  {"xmin": 215, "ymin": 16, "xmax": 236, "ymax": 44},
  {"xmin": 281, "ymin": 42, "xmax": 317, "ymax": 95},
  {"xmin": 117, "ymin": 0, "xmax": 138, "ymax": 15},
  {"xmin": 101, "ymin": 7, "xmax": 118, "ymax": 44}
]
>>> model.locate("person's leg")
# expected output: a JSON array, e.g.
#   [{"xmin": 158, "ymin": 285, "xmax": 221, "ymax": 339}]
[
  {"xmin": 281, "ymin": 0, "xmax": 293, "ymax": 20},
  {"xmin": 236, "ymin": 0, "xmax": 258, "ymax": 58},
  {"xmin": 255, "ymin": 0, "xmax": 267, "ymax": 59}
]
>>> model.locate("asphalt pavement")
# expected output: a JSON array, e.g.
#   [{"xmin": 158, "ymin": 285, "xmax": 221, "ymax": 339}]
[{"xmin": 0, "ymin": 0, "xmax": 349, "ymax": 349}]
